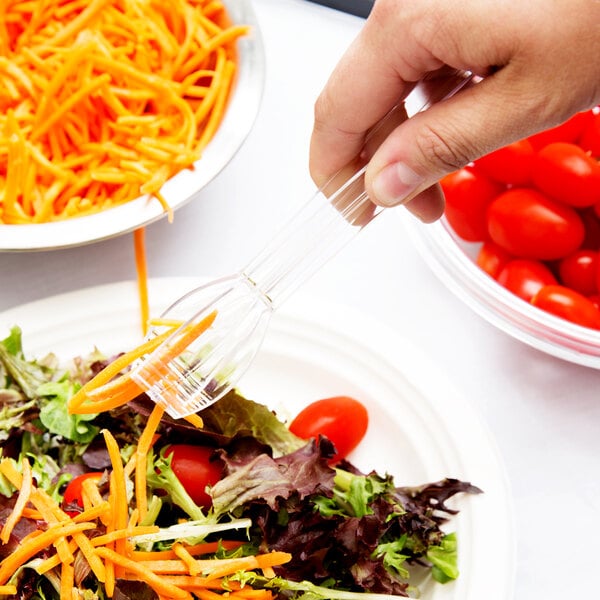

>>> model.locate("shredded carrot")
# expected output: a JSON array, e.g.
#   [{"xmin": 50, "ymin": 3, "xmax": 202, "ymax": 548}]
[
  {"xmin": 60, "ymin": 560, "xmax": 75, "ymax": 600},
  {"xmin": 0, "ymin": 522, "xmax": 94, "ymax": 585},
  {"xmin": 203, "ymin": 553, "xmax": 292, "ymax": 582},
  {"xmin": 0, "ymin": 457, "xmax": 32, "ymax": 544},
  {"xmin": 172, "ymin": 543, "xmax": 202, "ymax": 576},
  {"xmin": 149, "ymin": 576, "xmax": 240, "ymax": 592},
  {"xmin": 193, "ymin": 588, "xmax": 225, "ymax": 600},
  {"xmin": 0, "ymin": 0, "xmax": 248, "ymax": 224},
  {"xmin": 67, "ymin": 324, "xmax": 178, "ymax": 412},
  {"xmin": 184, "ymin": 413, "xmax": 205, "ymax": 429},
  {"xmin": 131, "ymin": 540, "xmax": 244, "ymax": 562},
  {"xmin": 81, "ymin": 477, "xmax": 111, "ymax": 527},
  {"xmin": 90, "ymin": 526, "xmax": 160, "ymax": 547},
  {"xmin": 20, "ymin": 507, "xmax": 43, "ymax": 520},
  {"xmin": 135, "ymin": 404, "xmax": 165, "ymax": 521},
  {"xmin": 71, "ymin": 502, "xmax": 111, "ymax": 523},
  {"xmin": 230, "ymin": 589, "xmax": 275, "ymax": 600},
  {"xmin": 102, "ymin": 430, "xmax": 129, "ymax": 562},
  {"xmin": 134, "ymin": 227, "xmax": 150, "ymax": 336},
  {"xmin": 70, "ymin": 310, "xmax": 217, "ymax": 415},
  {"xmin": 136, "ymin": 310, "xmax": 218, "ymax": 386},
  {"xmin": 0, "ymin": 585, "xmax": 17, "ymax": 595},
  {"xmin": 35, "ymin": 540, "xmax": 78, "ymax": 575},
  {"xmin": 95, "ymin": 547, "xmax": 190, "ymax": 599},
  {"xmin": 135, "ymin": 552, "xmax": 292, "ymax": 578}
]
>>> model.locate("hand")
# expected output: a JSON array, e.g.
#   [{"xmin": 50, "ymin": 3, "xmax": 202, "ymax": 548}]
[{"xmin": 309, "ymin": 0, "xmax": 600, "ymax": 222}]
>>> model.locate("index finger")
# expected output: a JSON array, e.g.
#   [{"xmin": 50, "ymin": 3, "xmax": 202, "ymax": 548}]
[{"xmin": 308, "ymin": 16, "xmax": 434, "ymax": 187}]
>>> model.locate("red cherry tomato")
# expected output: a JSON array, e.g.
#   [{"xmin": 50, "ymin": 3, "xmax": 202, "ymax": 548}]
[
  {"xmin": 497, "ymin": 259, "xmax": 557, "ymax": 301},
  {"xmin": 588, "ymin": 294, "xmax": 600, "ymax": 310},
  {"xmin": 441, "ymin": 167, "xmax": 504, "ymax": 242},
  {"xmin": 579, "ymin": 110, "xmax": 600, "ymax": 157},
  {"xmin": 528, "ymin": 111, "xmax": 594, "ymax": 150},
  {"xmin": 579, "ymin": 207, "xmax": 600, "ymax": 250},
  {"xmin": 597, "ymin": 253, "xmax": 600, "ymax": 295},
  {"xmin": 532, "ymin": 142, "xmax": 600, "ymax": 207},
  {"xmin": 486, "ymin": 188, "xmax": 585, "ymax": 260},
  {"xmin": 289, "ymin": 396, "xmax": 368, "ymax": 463},
  {"xmin": 476, "ymin": 241, "xmax": 513, "ymax": 279},
  {"xmin": 474, "ymin": 139, "xmax": 535, "ymax": 186},
  {"xmin": 558, "ymin": 250, "xmax": 598, "ymax": 296},
  {"xmin": 63, "ymin": 472, "xmax": 103, "ymax": 516},
  {"xmin": 531, "ymin": 285, "xmax": 600, "ymax": 329},
  {"xmin": 165, "ymin": 445, "xmax": 223, "ymax": 508}
]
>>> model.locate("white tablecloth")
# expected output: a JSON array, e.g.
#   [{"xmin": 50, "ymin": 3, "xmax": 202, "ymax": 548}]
[{"xmin": 1, "ymin": 1, "xmax": 599, "ymax": 598}]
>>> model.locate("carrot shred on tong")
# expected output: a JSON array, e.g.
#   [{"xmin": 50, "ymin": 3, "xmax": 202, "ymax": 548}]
[{"xmin": 0, "ymin": 0, "xmax": 248, "ymax": 224}]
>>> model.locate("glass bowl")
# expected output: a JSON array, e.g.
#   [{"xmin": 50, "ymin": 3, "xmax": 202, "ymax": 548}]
[{"xmin": 402, "ymin": 214, "xmax": 600, "ymax": 368}]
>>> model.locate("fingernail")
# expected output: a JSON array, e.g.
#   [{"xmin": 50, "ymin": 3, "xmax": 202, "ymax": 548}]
[{"xmin": 372, "ymin": 162, "xmax": 424, "ymax": 207}]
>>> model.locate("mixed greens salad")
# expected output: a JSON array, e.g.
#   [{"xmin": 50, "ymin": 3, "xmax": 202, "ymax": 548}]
[{"xmin": 0, "ymin": 326, "xmax": 482, "ymax": 600}]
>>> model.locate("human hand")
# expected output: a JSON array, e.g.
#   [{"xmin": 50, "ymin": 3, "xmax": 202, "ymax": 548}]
[{"xmin": 309, "ymin": 0, "xmax": 600, "ymax": 222}]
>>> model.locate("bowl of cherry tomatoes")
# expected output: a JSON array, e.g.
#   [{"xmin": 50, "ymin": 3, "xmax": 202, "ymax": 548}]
[{"xmin": 404, "ymin": 107, "xmax": 600, "ymax": 367}]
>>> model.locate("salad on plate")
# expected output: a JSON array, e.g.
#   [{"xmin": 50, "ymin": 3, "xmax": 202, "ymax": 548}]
[{"xmin": 0, "ymin": 325, "xmax": 482, "ymax": 600}]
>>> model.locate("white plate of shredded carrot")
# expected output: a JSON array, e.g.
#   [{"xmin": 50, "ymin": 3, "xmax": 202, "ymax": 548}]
[
  {"xmin": 0, "ymin": 277, "xmax": 516, "ymax": 600},
  {"xmin": 0, "ymin": 0, "xmax": 264, "ymax": 252}
]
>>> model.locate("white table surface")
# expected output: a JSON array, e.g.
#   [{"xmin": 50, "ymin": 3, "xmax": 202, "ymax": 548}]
[{"xmin": 1, "ymin": 1, "xmax": 599, "ymax": 598}]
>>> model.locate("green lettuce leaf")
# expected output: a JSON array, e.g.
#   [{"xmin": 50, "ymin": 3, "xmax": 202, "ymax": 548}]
[
  {"xmin": 38, "ymin": 380, "xmax": 99, "ymax": 443},
  {"xmin": 427, "ymin": 532, "xmax": 459, "ymax": 582}
]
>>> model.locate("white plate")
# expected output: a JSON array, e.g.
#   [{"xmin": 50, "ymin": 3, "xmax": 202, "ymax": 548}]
[
  {"xmin": 0, "ymin": 0, "xmax": 265, "ymax": 253},
  {"xmin": 0, "ymin": 278, "xmax": 516, "ymax": 600}
]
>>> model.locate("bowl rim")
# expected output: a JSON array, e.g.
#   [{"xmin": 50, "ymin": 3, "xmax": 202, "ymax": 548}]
[
  {"xmin": 401, "ymin": 212, "xmax": 600, "ymax": 368},
  {"xmin": 0, "ymin": 0, "xmax": 266, "ymax": 253}
]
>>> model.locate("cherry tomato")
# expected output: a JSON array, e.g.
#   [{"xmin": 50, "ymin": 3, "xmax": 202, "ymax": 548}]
[
  {"xmin": 289, "ymin": 396, "xmax": 368, "ymax": 463},
  {"xmin": 558, "ymin": 250, "xmax": 598, "ymax": 296},
  {"xmin": 63, "ymin": 472, "xmax": 103, "ymax": 516},
  {"xmin": 597, "ymin": 253, "xmax": 600, "ymax": 296},
  {"xmin": 527, "ymin": 111, "xmax": 594, "ymax": 150},
  {"xmin": 441, "ymin": 167, "xmax": 504, "ymax": 242},
  {"xmin": 476, "ymin": 241, "xmax": 513, "ymax": 279},
  {"xmin": 497, "ymin": 259, "xmax": 557, "ymax": 301},
  {"xmin": 578, "ymin": 110, "xmax": 600, "ymax": 157},
  {"xmin": 579, "ymin": 207, "xmax": 600, "ymax": 250},
  {"xmin": 474, "ymin": 139, "xmax": 535, "ymax": 186},
  {"xmin": 165, "ymin": 445, "xmax": 223, "ymax": 508},
  {"xmin": 532, "ymin": 142, "xmax": 600, "ymax": 207},
  {"xmin": 588, "ymin": 294, "xmax": 600, "ymax": 310},
  {"xmin": 531, "ymin": 285, "xmax": 600, "ymax": 329},
  {"xmin": 486, "ymin": 188, "xmax": 585, "ymax": 260}
]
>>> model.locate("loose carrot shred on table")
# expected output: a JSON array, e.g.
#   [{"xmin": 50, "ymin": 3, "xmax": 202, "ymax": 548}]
[
  {"xmin": 134, "ymin": 227, "xmax": 150, "ymax": 336},
  {"xmin": 0, "ymin": 0, "xmax": 249, "ymax": 224}
]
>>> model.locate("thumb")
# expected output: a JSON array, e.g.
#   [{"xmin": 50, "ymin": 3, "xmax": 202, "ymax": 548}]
[{"xmin": 364, "ymin": 73, "xmax": 554, "ymax": 210}]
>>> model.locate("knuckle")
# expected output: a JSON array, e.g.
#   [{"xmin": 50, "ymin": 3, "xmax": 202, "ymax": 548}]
[{"xmin": 412, "ymin": 122, "xmax": 474, "ymax": 173}]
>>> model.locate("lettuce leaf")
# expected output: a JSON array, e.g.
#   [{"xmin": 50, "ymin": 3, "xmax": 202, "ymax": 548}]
[{"xmin": 38, "ymin": 380, "xmax": 99, "ymax": 444}]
